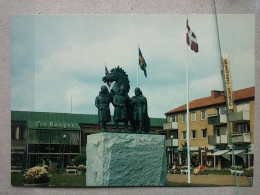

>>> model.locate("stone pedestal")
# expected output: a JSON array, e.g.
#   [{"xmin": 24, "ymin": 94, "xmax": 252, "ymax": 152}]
[{"xmin": 86, "ymin": 133, "xmax": 167, "ymax": 186}]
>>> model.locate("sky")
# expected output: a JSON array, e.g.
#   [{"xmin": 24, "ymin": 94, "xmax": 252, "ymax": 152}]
[{"xmin": 10, "ymin": 14, "xmax": 255, "ymax": 118}]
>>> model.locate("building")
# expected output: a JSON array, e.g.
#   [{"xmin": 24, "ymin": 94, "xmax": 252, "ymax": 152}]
[
  {"xmin": 164, "ymin": 87, "xmax": 254, "ymax": 169},
  {"xmin": 11, "ymin": 111, "xmax": 165, "ymax": 169}
]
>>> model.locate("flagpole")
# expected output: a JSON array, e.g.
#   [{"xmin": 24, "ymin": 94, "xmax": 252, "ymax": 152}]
[
  {"xmin": 71, "ymin": 96, "xmax": 72, "ymax": 114},
  {"xmin": 137, "ymin": 43, "xmax": 139, "ymax": 87},
  {"xmin": 186, "ymin": 14, "xmax": 191, "ymax": 184},
  {"xmin": 213, "ymin": 1, "xmax": 239, "ymax": 194}
]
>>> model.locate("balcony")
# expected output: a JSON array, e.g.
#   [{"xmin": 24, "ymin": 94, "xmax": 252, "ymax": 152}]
[
  {"xmin": 208, "ymin": 114, "xmax": 227, "ymax": 125},
  {"xmin": 166, "ymin": 139, "xmax": 178, "ymax": 147},
  {"xmin": 163, "ymin": 122, "xmax": 178, "ymax": 130},
  {"xmin": 229, "ymin": 111, "xmax": 250, "ymax": 122},
  {"xmin": 208, "ymin": 135, "xmax": 227, "ymax": 145},
  {"xmin": 231, "ymin": 133, "xmax": 251, "ymax": 143}
]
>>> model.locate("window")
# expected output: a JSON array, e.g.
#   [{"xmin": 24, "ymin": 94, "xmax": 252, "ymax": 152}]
[
  {"xmin": 170, "ymin": 131, "xmax": 178, "ymax": 139},
  {"xmin": 191, "ymin": 112, "xmax": 196, "ymax": 121},
  {"xmin": 182, "ymin": 131, "xmax": 186, "ymax": 140},
  {"xmin": 191, "ymin": 130, "xmax": 197, "ymax": 139},
  {"xmin": 215, "ymin": 126, "xmax": 227, "ymax": 136},
  {"xmin": 182, "ymin": 113, "xmax": 187, "ymax": 123},
  {"xmin": 11, "ymin": 126, "xmax": 25, "ymax": 140},
  {"xmin": 202, "ymin": 129, "xmax": 207, "ymax": 139},
  {"xmin": 172, "ymin": 115, "xmax": 178, "ymax": 122},
  {"xmin": 201, "ymin": 110, "xmax": 207, "ymax": 120},
  {"xmin": 219, "ymin": 107, "xmax": 226, "ymax": 115},
  {"xmin": 167, "ymin": 115, "xmax": 178, "ymax": 123},
  {"xmin": 235, "ymin": 123, "xmax": 250, "ymax": 133},
  {"xmin": 215, "ymin": 127, "xmax": 220, "ymax": 136}
]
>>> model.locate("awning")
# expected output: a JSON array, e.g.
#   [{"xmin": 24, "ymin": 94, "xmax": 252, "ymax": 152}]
[
  {"xmin": 208, "ymin": 150, "xmax": 229, "ymax": 156},
  {"xmin": 226, "ymin": 150, "xmax": 245, "ymax": 155}
]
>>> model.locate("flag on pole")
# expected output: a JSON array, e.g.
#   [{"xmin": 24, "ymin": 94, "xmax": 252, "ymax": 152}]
[
  {"xmin": 138, "ymin": 47, "xmax": 147, "ymax": 77},
  {"xmin": 105, "ymin": 65, "xmax": 111, "ymax": 88},
  {"xmin": 186, "ymin": 19, "xmax": 199, "ymax": 53}
]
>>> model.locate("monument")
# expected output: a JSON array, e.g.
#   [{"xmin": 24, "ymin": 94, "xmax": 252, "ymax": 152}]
[{"xmin": 86, "ymin": 66, "xmax": 166, "ymax": 186}]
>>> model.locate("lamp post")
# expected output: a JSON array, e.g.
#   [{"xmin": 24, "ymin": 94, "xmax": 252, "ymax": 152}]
[
  {"xmin": 63, "ymin": 134, "xmax": 66, "ymax": 169},
  {"xmin": 171, "ymin": 135, "xmax": 174, "ymax": 164}
]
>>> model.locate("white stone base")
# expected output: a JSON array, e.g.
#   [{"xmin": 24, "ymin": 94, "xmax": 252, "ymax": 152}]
[{"xmin": 86, "ymin": 133, "xmax": 167, "ymax": 186}]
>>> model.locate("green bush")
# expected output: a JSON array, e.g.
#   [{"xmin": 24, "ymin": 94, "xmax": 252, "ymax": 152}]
[{"xmin": 74, "ymin": 148, "xmax": 86, "ymax": 166}]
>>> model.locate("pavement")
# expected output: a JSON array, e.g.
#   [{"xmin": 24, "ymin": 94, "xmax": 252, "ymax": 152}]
[{"xmin": 167, "ymin": 174, "xmax": 251, "ymax": 187}]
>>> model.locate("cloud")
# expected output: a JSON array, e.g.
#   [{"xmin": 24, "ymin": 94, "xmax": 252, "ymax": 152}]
[{"xmin": 11, "ymin": 14, "xmax": 255, "ymax": 119}]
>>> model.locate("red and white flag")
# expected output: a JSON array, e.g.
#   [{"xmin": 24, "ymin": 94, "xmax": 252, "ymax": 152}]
[{"xmin": 186, "ymin": 19, "xmax": 198, "ymax": 53}]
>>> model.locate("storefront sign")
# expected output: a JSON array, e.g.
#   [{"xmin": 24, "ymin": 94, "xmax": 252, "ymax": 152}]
[
  {"xmin": 27, "ymin": 120, "xmax": 80, "ymax": 130},
  {"xmin": 222, "ymin": 54, "xmax": 233, "ymax": 110}
]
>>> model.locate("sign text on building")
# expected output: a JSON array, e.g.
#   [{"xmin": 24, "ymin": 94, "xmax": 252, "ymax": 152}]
[{"xmin": 222, "ymin": 54, "xmax": 233, "ymax": 110}]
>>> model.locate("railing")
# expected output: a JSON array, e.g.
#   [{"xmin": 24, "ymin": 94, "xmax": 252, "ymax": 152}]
[
  {"xmin": 231, "ymin": 133, "xmax": 251, "ymax": 143},
  {"xmin": 208, "ymin": 135, "xmax": 227, "ymax": 145},
  {"xmin": 166, "ymin": 139, "xmax": 178, "ymax": 147},
  {"xmin": 163, "ymin": 122, "xmax": 178, "ymax": 130},
  {"xmin": 208, "ymin": 114, "xmax": 227, "ymax": 125},
  {"xmin": 229, "ymin": 111, "xmax": 250, "ymax": 122}
]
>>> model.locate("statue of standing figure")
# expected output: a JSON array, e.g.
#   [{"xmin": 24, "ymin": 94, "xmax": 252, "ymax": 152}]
[
  {"xmin": 130, "ymin": 87, "xmax": 149, "ymax": 133},
  {"xmin": 113, "ymin": 88, "xmax": 129, "ymax": 132},
  {"xmin": 95, "ymin": 85, "xmax": 113, "ymax": 132},
  {"xmin": 99, "ymin": 66, "xmax": 150, "ymax": 133}
]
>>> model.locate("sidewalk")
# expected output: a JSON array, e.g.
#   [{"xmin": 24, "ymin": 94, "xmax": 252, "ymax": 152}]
[{"xmin": 167, "ymin": 174, "xmax": 251, "ymax": 187}]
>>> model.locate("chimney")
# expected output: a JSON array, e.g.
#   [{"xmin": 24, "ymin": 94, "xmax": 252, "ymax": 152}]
[{"xmin": 211, "ymin": 90, "xmax": 224, "ymax": 99}]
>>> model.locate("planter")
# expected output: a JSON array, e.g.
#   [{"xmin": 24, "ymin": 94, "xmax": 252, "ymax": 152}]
[
  {"xmin": 247, "ymin": 177, "xmax": 253, "ymax": 186},
  {"xmin": 24, "ymin": 183, "xmax": 49, "ymax": 187}
]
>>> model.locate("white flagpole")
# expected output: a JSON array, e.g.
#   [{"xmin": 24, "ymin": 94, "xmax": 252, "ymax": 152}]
[
  {"xmin": 137, "ymin": 43, "xmax": 139, "ymax": 87},
  {"xmin": 71, "ymin": 96, "xmax": 72, "ymax": 114},
  {"xmin": 186, "ymin": 15, "xmax": 191, "ymax": 184}
]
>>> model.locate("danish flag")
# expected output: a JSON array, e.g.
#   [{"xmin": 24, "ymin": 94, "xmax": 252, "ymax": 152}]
[{"xmin": 186, "ymin": 19, "xmax": 199, "ymax": 53}]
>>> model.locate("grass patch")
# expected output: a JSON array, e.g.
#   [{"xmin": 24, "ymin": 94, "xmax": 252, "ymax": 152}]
[
  {"xmin": 167, "ymin": 181, "xmax": 218, "ymax": 187},
  {"xmin": 11, "ymin": 173, "xmax": 86, "ymax": 187},
  {"xmin": 50, "ymin": 173, "xmax": 86, "ymax": 187},
  {"xmin": 11, "ymin": 173, "xmax": 24, "ymax": 186}
]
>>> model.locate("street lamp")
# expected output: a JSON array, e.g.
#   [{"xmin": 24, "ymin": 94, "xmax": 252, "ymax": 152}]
[
  {"xmin": 170, "ymin": 135, "xmax": 174, "ymax": 165},
  {"xmin": 63, "ymin": 134, "xmax": 66, "ymax": 169}
]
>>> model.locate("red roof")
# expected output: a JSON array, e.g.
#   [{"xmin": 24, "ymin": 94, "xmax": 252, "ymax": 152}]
[{"xmin": 165, "ymin": 87, "xmax": 255, "ymax": 115}]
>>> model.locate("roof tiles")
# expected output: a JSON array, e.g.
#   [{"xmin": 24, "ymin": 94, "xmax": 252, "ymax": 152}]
[{"xmin": 165, "ymin": 87, "xmax": 255, "ymax": 115}]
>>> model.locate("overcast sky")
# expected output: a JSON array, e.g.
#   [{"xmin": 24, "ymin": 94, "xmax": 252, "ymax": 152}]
[{"xmin": 11, "ymin": 14, "xmax": 255, "ymax": 118}]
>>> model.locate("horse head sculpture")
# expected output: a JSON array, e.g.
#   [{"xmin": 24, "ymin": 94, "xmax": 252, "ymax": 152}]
[{"xmin": 102, "ymin": 66, "xmax": 130, "ymax": 96}]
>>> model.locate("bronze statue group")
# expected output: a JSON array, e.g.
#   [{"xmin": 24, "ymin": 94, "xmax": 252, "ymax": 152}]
[{"xmin": 95, "ymin": 66, "xmax": 150, "ymax": 133}]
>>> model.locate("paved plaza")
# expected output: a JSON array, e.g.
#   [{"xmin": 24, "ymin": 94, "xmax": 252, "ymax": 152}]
[{"xmin": 167, "ymin": 174, "xmax": 251, "ymax": 187}]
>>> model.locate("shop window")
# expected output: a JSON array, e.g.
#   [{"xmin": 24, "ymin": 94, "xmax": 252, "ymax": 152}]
[
  {"xmin": 29, "ymin": 130, "xmax": 39, "ymax": 143},
  {"xmin": 39, "ymin": 130, "xmax": 50, "ymax": 144},
  {"xmin": 50, "ymin": 131, "xmax": 60, "ymax": 144},
  {"xmin": 71, "ymin": 131, "xmax": 80, "ymax": 145},
  {"xmin": 61, "ymin": 131, "xmax": 70, "ymax": 144}
]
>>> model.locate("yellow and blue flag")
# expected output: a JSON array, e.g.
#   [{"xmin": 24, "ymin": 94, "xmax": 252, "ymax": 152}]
[{"xmin": 139, "ymin": 47, "xmax": 147, "ymax": 77}]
